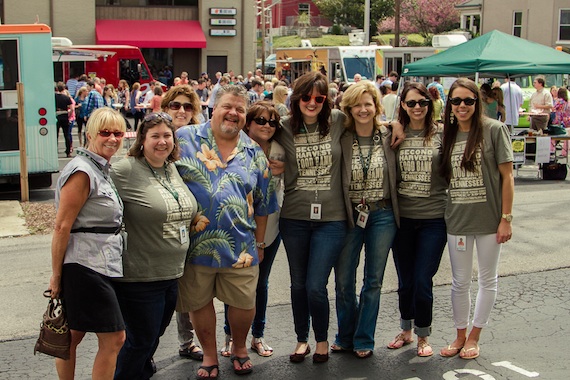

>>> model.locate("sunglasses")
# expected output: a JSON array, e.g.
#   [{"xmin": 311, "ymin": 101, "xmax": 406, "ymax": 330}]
[
  {"xmin": 168, "ymin": 101, "xmax": 193, "ymax": 112},
  {"xmin": 144, "ymin": 112, "xmax": 173, "ymax": 123},
  {"xmin": 253, "ymin": 117, "xmax": 279, "ymax": 128},
  {"xmin": 98, "ymin": 130, "xmax": 125, "ymax": 138},
  {"xmin": 300, "ymin": 94, "xmax": 327, "ymax": 104},
  {"xmin": 449, "ymin": 97, "xmax": 477, "ymax": 106},
  {"xmin": 405, "ymin": 99, "xmax": 431, "ymax": 108}
]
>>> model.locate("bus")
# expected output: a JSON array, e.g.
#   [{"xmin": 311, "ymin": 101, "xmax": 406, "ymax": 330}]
[{"xmin": 0, "ymin": 24, "xmax": 58, "ymax": 187}]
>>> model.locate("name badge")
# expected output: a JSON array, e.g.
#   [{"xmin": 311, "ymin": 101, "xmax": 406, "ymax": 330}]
[
  {"xmin": 456, "ymin": 235, "xmax": 466, "ymax": 252},
  {"xmin": 180, "ymin": 224, "xmax": 189, "ymax": 244},
  {"xmin": 356, "ymin": 210, "xmax": 369, "ymax": 228},
  {"xmin": 310, "ymin": 203, "xmax": 322, "ymax": 220}
]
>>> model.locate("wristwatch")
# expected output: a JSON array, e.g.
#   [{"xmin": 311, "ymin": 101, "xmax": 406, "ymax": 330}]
[
  {"xmin": 501, "ymin": 213, "xmax": 513, "ymax": 222},
  {"xmin": 256, "ymin": 241, "xmax": 266, "ymax": 249}
]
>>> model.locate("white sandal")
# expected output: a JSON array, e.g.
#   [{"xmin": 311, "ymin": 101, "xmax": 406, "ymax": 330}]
[
  {"xmin": 220, "ymin": 334, "xmax": 232, "ymax": 357},
  {"xmin": 251, "ymin": 337, "xmax": 273, "ymax": 357}
]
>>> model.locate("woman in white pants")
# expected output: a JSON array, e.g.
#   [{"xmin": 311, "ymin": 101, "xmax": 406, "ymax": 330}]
[{"xmin": 439, "ymin": 78, "xmax": 514, "ymax": 360}]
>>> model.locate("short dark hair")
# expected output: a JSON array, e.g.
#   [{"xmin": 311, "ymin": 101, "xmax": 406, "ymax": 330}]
[{"xmin": 128, "ymin": 113, "xmax": 180, "ymax": 162}]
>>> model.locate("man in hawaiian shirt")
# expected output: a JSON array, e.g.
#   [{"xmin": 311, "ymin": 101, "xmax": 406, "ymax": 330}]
[{"xmin": 175, "ymin": 84, "xmax": 277, "ymax": 377}]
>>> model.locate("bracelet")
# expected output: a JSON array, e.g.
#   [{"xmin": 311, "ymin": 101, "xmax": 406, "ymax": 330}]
[{"xmin": 256, "ymin": 241, "xmax": 266, "ymax": 249}]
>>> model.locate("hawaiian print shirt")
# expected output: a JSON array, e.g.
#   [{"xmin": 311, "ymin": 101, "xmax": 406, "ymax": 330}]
[{"xmin": 176, "ymin": 122, "xmax": 278, "ymax": 268}]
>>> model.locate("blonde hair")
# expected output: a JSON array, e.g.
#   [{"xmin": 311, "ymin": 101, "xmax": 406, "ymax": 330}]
[
  {"xmin": 86, "ymin": 108, "xmax": 127, "ymax": 149},
  {"xmin": 340, "ymin": 81, "xmax": 383, "ymax": 132},
  {"xmin": 273, "ymin": 85, "xmax": 288, "ymax": 105}
]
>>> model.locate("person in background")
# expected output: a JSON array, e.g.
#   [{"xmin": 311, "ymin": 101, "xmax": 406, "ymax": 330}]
[
  {"xmin": 117, "ymin": 80, "xmax": 131, "ymax": 119},
  {"xmin": 553, "ymin": 87, "xmax": 570, "ymax": 128},
  {"xmin": 220, "ymin": 101, "xmax": 285, "ymax": 358},
  {"xmin": 427, "ymin": 76, "xmax": 446, "ymax": 103},
  {"xmin": 74, "ymin": 86, "xmax": 89, "ymax": 147},
  {"xmin": 84, "ymin": 81, "xmax": 105, "ymax": 129},
  {"xmin": 129, "ymin": 82, "xmax": 145, "ymax": 131},
  {"xmin": 207, "ymin": 76, "xmax": 230, "ymax": 119},
  {"xmin": 66, "ymin": 73, "xmax": 80, "ymax": 98},
  {"xmin": 55, "ymin": 82, "xmax": 73, "ymax": 157},
  {"xmin": 111, "ymin": 112, "xmax": 198, "ymax": 379},
  {"xmin": 333, "ymin": 80, "xmax": 399, "ymax": 359},
  {"xmin": 382, "ymin": 81, "xmax": 399, "ymax": 121},
  {"xmin": 439, "ymin": 78, "xmax": 514, "ymax": 360},
  {"xmin": 272, "ymin": 85, "xmax": 289, "ymax": 117},
  {"xmin": 175, "ymin": 84, "xmax": 277, "ymax": 378},
  {"xmin": 180, "ymin": 72, "xmax": 189, "ymax": 85},
  {"xmin": 160, "ymin": 84, "xmax": 204, "ymax": 362},
  {"xmin": 480, "ymin": 83, "xmax": 499, "ymax": 120},
  {"xmin": 103, "ymin": 85, "xmax": 118, "ymax": 108},
  {"xmin": 48, "ymin": 107, "xmax": 127, "ymax": 379},
  {"xmin": 492, "ymin": 87, "xmax": 506, "ymax": 122},
  {"xmin": 142, "ymin": 81, "xmax": 157, "ymax": 108},
  {"xmin": 196, "ymin": 79, "xmax": 210, "ymax": 122},
  {"xmin": 387, "ymin": 82, "xmax": 447, "ymax": 357},
  {"xmin": 353, "ymin": 73, "xmax": 362, "ymax": 83},
  {"xmin": 150, "ymin": 86, "xmax": 164, "ymax": 113},
  {"xmin": 500, "ymin": 78, "xmax": 523, "ymax": 129},
  {"xmin": 529, "ymin": 76, "xmax": 553, "ymax": 132},
  {"xmin": 428, "ymin": 86, "xmax": 444, "ymax": 123}
]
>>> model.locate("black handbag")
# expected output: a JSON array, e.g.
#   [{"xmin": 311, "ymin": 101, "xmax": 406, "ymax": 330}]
[
  {"xmin": 541, "ymin": 162, "xmax": 568, "ymax": 180},
  {"xmin": 34, "ymin": 291, "xmax": 71, "ymax": 360}
]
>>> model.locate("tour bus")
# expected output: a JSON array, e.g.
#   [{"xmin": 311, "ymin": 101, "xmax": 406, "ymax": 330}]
[
  {"xmin": 0, "ymin": 24, "xmax": 58, "ymax": 187},
  {"xmin": 53, "ymin": 43, "xmax": 159, "ymax": 93}
]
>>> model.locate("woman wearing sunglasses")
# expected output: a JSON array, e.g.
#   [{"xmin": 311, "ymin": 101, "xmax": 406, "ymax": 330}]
[
  {"xmin": 386, "ymin": 82, "xmax": 448, "ymax": 357},
  {"xmin": 160, "ymin": 84, "xmax": 205, "ymax": 361},
  {"xmin": 439, "ymin": 78, "xmax": 514, "ymax": 360},
  {"xmin": 48, "ymin": 107, "xmax": 127, "ymax": 379},
  {"xmin": 111, "ymin": 112, "xmax": 198, "ymax": 379},
  {"xmin": 332, "ymin": 81, "xmax": 399, "ymax": 359},
  {"xmin": 219, "ymin": 101, "xmax": 285, "ymax": 358},
  {"xmin": 274, "ymin": 71, "xmax": 353, "ymax": 363}
]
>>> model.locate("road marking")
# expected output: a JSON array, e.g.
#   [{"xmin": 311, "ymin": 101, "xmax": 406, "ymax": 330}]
[
  {"xmin": 493, "ymin": 361, "xmax": 540, "ymax": 377},
  {"xmin": 443, "ymin": 369, "xmax": 496, "ymax": 380}
]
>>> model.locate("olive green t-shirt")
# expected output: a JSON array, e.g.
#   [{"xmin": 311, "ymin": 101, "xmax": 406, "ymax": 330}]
[
  {"xmin": 349, "ymin": 132, "xmax": 390, "ymax": 204},
  {"xmin": 397, "ymin": 129, "xmax": 447, "ymax": 219},
  {"xmin": 445, "ymin": 119, "xmax": 513, "ymax": 235}
]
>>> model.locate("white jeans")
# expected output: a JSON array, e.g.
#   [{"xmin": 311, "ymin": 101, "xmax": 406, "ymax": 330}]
[{"xmin": 447, "ymin": 233, "xmax": 501, "ymax": 329}]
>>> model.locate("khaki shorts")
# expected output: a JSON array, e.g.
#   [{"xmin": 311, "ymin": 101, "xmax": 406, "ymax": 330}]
[
  {"xmin": 177, "ymin": 264, "xmax": 259, "ymax": 312},
  {"xmin": 531, "ymin": 114, "xmax": 549, "ymax": 130}
]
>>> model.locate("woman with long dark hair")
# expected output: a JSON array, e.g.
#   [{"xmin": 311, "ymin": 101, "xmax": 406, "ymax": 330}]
[{"xmin": 439, "ymin": 78, "xmax": 514, "ymax": 360}]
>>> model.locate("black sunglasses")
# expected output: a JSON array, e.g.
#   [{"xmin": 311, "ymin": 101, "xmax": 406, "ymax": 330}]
[
  {"xmin": 449, "ymin": 97, "xmax": 477, "ymax": 106},
  {"xmin": 253, "ymin": 117, "xmax": 279, "ymax": 128},
  {"xmin": 300, "ymin": 94, "xmax": 327, "ymax": 104},
  {"xmin": 405, "ymin": 99, "xmax": 431, "ymax": 108},
  {"xmin": 169, "ymin": 101, "xmax": 193, "ymax": 112},
  {"xmin": 144, "ymin": 112, "xmax": 173, "ymax": 123},
  {"xmin": 98, "ymin": 130, "xmax": 125, "ymax": 138}
]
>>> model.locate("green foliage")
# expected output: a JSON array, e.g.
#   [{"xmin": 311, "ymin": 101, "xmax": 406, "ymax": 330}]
[
  {"xmin": 331, "ymin": 24, "xmax": 343, "ymax": 35},
  {"xmin": 273, "ymin": 35, "xmax": 349, "ymax": 48}
]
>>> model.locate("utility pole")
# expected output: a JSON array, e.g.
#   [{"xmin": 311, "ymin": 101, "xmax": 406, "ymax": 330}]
[
  {"xmin": 395, "ymin": 0, "xmax": 400, "ymax": 47},
  {"xmin": 261, "ymin": 0, "xmax": 266, "ymax": 75},
  {"xmin": 364, "ymin": 0, "xmax": 370, "ymax": 45}
]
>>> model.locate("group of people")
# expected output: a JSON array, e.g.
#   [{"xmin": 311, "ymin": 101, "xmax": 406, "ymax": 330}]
[{"xmin": 48, "ymin": 69, "xmax": 515, "ymax": 380}]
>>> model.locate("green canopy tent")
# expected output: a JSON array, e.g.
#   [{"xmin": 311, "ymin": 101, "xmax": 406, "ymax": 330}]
[{"xmin": 401, "ymin": 30, "xmax": 570, "ymax": 78}]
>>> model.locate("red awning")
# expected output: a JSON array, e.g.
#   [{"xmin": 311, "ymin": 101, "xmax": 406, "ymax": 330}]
[{"xmin": 96, "ymin": 20, "xmax": 207, "ymax": 49}]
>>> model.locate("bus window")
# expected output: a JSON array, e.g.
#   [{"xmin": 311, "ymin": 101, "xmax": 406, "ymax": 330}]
[{"xmin": 0, "ymin": 39, "xmax": 20, "ymax": 151}]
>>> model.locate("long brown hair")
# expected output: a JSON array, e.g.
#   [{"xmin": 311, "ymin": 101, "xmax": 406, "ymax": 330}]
[
  {"xmin": 289, "ymin": 71, "xmax": 331, "ymax": 136},
  {"xmin": 398, "ymin": 82, "xmax": 437, "ymax": 144},
  {"xmin": 440, "ymin": 78, "xmax": 484, "ymax": 182}
]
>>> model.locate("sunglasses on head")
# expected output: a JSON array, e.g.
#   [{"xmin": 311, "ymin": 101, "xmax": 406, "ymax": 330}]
[
  {"xmin": 144, "ymin": 112, "xmax": 173, "ymax": 123},
  {"xmin": 98, "ymin": 130, "xmax": 125, "ymax": 138},
  {"xmin": 168, "ymin": 101, "xmax": 193, "ymax": 112},
  {"xmin": 253, "ymin": 117, "xmax": 279, "ymax": 128},
  {"xmin": 449, "ymin": 97, "xmax": 477, "ymax": 106},
  {"xmin": 405, "ymin": 99, "xmax": 431, "ymax": 108},
  {"xmin": 300, "ymin": 94, "xmax": 327, "ymax": 104}
]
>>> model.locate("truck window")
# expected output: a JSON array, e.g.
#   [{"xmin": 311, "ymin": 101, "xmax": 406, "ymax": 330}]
[{"xmin": 0, "ymin": 39, "xmax": 20, "ymax": 151}]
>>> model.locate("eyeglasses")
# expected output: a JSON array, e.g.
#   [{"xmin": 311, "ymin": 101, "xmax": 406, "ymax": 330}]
[
  {"xmin": 144, "ymin": 112, "xmax": 173, "ymax": 123},
  {"xmin": 405, "ymin": 99, "xmax": 431, "ymax": 108},
  {"xmin": 98, "ymin": 130, "xmax": 125, "ymax": 138},
  {"xmin": 253, "ymin": 117, "xmax": 279, "ymax": 128},
  {"xmin": 168, "ymin": 101, "xmax": 193, "ymax": 112},
  {"xmin": 449, "ymin": 97, "xmax": 477, "ymax": 106},
  {"xmin": 300, "ymin": 94, "xmax": 327, "ymax": 104}
]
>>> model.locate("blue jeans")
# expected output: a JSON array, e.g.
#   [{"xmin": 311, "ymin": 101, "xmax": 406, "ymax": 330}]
[
  {"xmin": 114, "ymin": 279, "xmax": 177, "ymax": 380},
  {"xmin": 280, "ymin": 218, "xmax": 347, "ymax": 342},
  {"xmin": 334, "ymin": 206, "xmax": 396, "ymax": 351},
  {"xmin": 224, "ymin": 235, "xmax": 281, "ymax": 337},
  {"xmin": 392, "ymin": 217, "xmax": 447, "ymax": 337}
]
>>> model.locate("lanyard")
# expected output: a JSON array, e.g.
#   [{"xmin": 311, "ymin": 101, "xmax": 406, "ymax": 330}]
[
  {"xmin": 353, "ymin": 130, "xmax": 381, "ymax": 204},
  {"xmin": 144, "ymin": 159, "xmax": 184, "ymax": 214},
  {"xmin": 77, "ymin": 150, "xmax": 123, "ymax": 209}
]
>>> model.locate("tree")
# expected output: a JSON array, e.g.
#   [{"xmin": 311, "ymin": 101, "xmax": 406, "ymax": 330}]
[
  {"xmin": 378, "ymin": 0, "xmax": 463, "ymax": 39},
  {"xmin": 314, "ymin": 0, "xmax": 395, "ymax": 38}
]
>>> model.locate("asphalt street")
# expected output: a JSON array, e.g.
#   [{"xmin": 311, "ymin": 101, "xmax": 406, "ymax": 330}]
[{"xmin": 0, "ymin": 134, "xmax": 569, "ymax": 379}]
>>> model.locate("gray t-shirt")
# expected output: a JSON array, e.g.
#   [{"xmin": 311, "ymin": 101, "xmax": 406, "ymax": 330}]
[
  {"xmin": 278, "ymin": 109, "xmax": 347, "ymax": 222},
  {"xmin": 445, "ymin": 119, "xmax": 513, "ymax": 235},
  {"xmin": 349, "ymin": 132, "xmax": 390, "ymax": 203},
  {"xmin": 111, "ymin": 156, "xmax": 198, "ymax": 282},
  {"xmin": 397, "ymin": 129, "xmax": 447, "ymax": 219}
]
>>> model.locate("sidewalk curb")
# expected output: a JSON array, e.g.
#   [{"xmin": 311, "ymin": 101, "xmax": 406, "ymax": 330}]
[{"xmin": 0, "ymin": 201, "xmax": 29, "ymax": 238}]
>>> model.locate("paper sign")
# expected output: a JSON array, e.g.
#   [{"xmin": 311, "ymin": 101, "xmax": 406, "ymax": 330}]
[{"xmin": 535, "ymin": 136, "xmax": 551, "ymax": 163}]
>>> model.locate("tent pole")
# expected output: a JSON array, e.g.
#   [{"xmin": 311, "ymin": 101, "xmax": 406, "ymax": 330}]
[{"xmin": 507, "ymin": 74, "xmax": 515, "ymax": 135}]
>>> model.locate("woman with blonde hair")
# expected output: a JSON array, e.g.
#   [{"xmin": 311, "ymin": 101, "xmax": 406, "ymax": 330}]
[{"xmin": 272, "ymin": 85, "xmax": 289, "ymax": 116}]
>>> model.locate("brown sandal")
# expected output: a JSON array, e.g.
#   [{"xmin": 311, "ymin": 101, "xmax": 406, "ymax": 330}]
[{"xmin": 387, "ymin": 333, "xmax": 414, "ymax": 349}]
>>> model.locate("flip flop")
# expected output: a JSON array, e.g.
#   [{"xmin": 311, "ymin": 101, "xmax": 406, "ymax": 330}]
[
  {"xmin": 387, "ymin": 333, "xmax": 414, "ymax": 349},
  {"xmin": 460, "ymin": 345, "xmax": 480, "ymax": 360},
  {"xmin": 440, "ymin": 345, "xmax": 463, "ymax": 357},
  {"xmin": 330, "ymin": 343, "xmax": 352, "ymax": 353},
  {"xmin": 196, "ymin": 364, "xmax": 219, "ymax": 380},
  {"xmin": 354, "ymin": 350, "xmax": 373, "ymax": 359},
  {"xmin": 230, "ymin": 355, "xmax": 253, "ymax": 375}
]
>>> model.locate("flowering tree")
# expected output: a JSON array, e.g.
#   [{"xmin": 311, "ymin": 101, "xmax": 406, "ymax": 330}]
[{"xmin": 378, "ymin": 0, "xmax": 463, "ymax": 38}]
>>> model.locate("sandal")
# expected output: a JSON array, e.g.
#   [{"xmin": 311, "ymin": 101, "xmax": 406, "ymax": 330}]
[
  {"xmin": 220, "ymin": 334, "xmax": 232, "ymax": 357},
  {"xmin": 180, "ymin": 343, "xmax": 204, "ymax": 361},
  {"xmin": 440, "ymin": 344, "xmax": 463, "ymax": 357},
  {"xmin": 387, "ymin": 333, "xmax": 414, "ymax": 349},
  {"xmin": 417, "ymin": 339, "xmax": 433, "ymax": 357},
  {"xmin": 196, "ymin": 364, "xmax": 219, "ymax": 380},
  {"xmin": 251, "ymin": 337, "xmax": 273, "ymax": 357},
  {"xmin": 330, "ymin": 343, "xmax": 351, "ymax": 353},
  {"xmin": 460, "ymin": 345, "xmax": 480, "ymax": 360},
  {"xmin": 230, "ymin": 355, "xmax": 253, "ymax": 375},
  {"xmin": 354, "ymin": 350, "xmax": 373, "ymax": 359}
]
